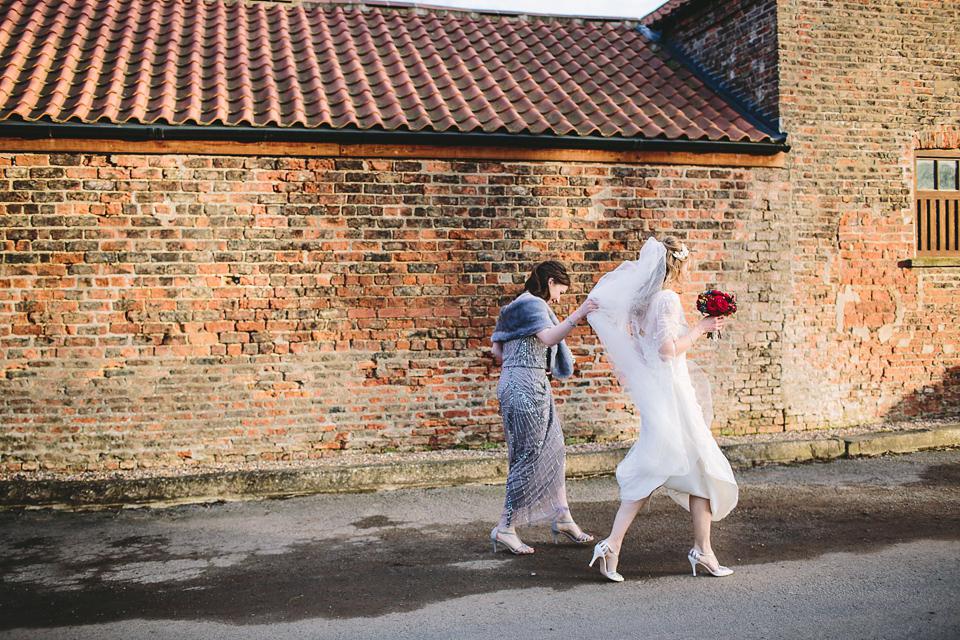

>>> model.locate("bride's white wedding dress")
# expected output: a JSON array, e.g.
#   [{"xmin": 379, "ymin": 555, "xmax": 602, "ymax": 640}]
[{"xmin": 588, "ymin": 239, "xmax": 738, "ymax": 520}]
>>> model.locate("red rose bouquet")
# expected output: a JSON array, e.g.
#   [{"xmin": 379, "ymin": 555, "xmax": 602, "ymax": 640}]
[{"xmin": 696, "ymin": 289, "xmax": 737, "ymax": 340}]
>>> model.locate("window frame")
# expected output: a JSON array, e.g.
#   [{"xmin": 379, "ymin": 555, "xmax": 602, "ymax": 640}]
[{"xmin": 915, "ymin": 151, "xmax": 960, "ymax": 257}]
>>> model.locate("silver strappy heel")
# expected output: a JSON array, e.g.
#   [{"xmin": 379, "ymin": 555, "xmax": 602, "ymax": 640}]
[
  {"xmin": 491, "ymin": 526, "xmax": 534, "ymax": 554},
  {"xmin": 551, "ymin": 520, "xmax": 594, "ymax": 544}
]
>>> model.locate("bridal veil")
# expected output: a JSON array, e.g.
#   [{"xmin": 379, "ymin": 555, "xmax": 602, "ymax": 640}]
[{"xmin": 587, "ymin": 237, "xmax": 738, "ymax": 520}]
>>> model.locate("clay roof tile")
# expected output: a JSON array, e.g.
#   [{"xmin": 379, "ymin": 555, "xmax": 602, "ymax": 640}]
[{"xmin": 0, "ymin": 0, "xmax": 776, "ymax": 144}]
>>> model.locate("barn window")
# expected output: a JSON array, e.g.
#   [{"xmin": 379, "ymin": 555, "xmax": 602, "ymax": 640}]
[{"xmin": 916, "ymin": 155, "xmax": 960, "ymax": 256}]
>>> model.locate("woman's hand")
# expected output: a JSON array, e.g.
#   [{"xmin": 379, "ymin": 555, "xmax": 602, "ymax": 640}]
[
  {"xmin": 573, "ymin": 298, "xmax": 599, "ymax": 323},
  {"xmin": 695, "ymin": 315, "xmax": 724, "ymax": 335}
]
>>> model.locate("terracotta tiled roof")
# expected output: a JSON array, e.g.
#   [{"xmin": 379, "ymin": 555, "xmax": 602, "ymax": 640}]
[{"xmin": 0, "ymin": 0, "xmax": 778, "ymax": 144}]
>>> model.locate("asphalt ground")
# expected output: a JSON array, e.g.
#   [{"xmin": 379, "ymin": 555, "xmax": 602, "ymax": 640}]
[{"xmin": 0, "ymin": 449, "xmax": 958, "ymax": 639}]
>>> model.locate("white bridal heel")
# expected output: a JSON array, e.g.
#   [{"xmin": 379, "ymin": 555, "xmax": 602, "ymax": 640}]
[
  {"xmin": 491, "ymin": 526, "xmax": 534, "ymax": 555},
  {"xmin": 589, "ymin": 539, "xmax": 624, "ymax": 582},
  {"xmin": 688, "ymin": 548, "xmax": 733, "ymax": 577}
]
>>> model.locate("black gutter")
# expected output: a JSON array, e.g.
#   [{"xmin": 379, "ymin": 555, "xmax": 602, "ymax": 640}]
[
  {"xmin": 0, "ymin": 119, "xmax": 789, "ymax": 155},
  {"xmin": 636, "ymin": 25, "xmax": 787, "ymax": 146}
]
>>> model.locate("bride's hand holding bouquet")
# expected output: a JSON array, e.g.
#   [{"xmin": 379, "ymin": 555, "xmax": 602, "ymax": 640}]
[
  {"xmin": 694, "ymin": 314, "xmax": 725, "ymax": 341},
  {"xmin": 696, "ymin": 289, "xmax": 737, "ymax": 340}
]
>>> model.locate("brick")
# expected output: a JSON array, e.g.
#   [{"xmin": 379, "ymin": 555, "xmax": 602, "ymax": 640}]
[{"xmin": 1, "ymin": 4, "xmax": 958, "ymax": 471}]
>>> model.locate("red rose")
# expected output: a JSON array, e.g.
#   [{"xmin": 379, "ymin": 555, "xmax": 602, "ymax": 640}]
[
  {"xmin": 715, "ymin": 298, "xmax": 730, "ymax": 314},
  {"xmin": 706, "ymin": 298, "xmax": 720, "ymax": 313}
]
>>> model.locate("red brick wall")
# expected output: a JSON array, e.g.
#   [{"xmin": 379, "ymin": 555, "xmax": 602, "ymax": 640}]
[
  {"xmin": 663, "ymin": 0, "xmax": 780, "ymax": 127},
  {"xmin": 775, "ymin": 0, "xmax": 960, "ymax": 426},
  {"xmin": 3, "ymin": 0, "xmax": 957, "ymax": 473},
  {"xmin": 652, "ymin": 0, "xmax": 960, "ymax": 429},
  {"xmin": 0, "ymin": 152, "xmax": 788, "ymax": 471}
]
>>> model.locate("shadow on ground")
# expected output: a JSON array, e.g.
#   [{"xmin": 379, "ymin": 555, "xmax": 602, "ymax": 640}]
[{"xmin": 1, "ymin": 458, "xmax": 959, "ymax": 629}]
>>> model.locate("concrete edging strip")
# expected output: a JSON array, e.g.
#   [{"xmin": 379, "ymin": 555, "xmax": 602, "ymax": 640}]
[
  {"xmin": 722, "ymin": 438, "xmax": 846, "ymax": 467},
  {"xmin": 1, "ymin": 425, "xmax": 957, "ymax": 510},
  {"xmin": 843, "ymin": 426, "xmax": 960, "ymax": 457}
]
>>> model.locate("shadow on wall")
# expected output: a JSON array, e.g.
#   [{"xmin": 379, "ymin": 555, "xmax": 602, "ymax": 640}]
[{"xmin": 884, "ymin": 365, "xmax": 960, "ymax": 420}]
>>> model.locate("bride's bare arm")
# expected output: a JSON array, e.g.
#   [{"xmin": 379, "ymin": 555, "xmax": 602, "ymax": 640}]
[
  {"xmin": 491, "ymin": 340, "xmax": 503, "ymax": 362},
  {"xmin": 659, "ymin": 316, "xmax": 724, "ymax": 358}
]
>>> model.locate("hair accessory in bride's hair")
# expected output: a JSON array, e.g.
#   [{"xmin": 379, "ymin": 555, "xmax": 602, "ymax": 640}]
[{"xmin": 672, "ymin": 244, "xmax": 689, "ymax": 261}]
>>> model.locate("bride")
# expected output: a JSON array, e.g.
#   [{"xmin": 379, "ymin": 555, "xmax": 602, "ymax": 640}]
[{"xmin": 586, "ymin": 236, "xmax": 739, "ymax": 582}]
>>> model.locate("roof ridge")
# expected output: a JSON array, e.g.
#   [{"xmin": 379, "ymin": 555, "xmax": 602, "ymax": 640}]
[{"xmin": 251, "ymin": 1, "xmax": 646, "ymax": 25}]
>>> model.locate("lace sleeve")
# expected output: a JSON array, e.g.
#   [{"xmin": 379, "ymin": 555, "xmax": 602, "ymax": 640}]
[{"xmin": 654, "ymin": 291, "xmax": 685, "ymax": 360}]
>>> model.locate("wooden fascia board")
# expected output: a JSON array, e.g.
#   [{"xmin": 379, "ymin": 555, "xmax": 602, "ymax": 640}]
[{"xmin": 0, "ymin": 137, "xmax": 786, "ymax": 168}]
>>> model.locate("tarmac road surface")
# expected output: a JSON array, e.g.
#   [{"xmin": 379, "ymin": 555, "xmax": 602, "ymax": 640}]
[{"xmin": 1, "ymin": 449, "xmax": 958, "ymax": 639}]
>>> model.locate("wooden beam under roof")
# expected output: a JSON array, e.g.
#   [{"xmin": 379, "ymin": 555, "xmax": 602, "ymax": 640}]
[{"xmin": 0, "ymin": 137, "xmax": 786, "ymax": 168}]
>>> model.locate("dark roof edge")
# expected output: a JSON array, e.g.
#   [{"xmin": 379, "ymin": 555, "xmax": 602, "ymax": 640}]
[
  {"xmin": 637, "ymin": 25, "xmax": 786, "ymax": 144},
  {"xmin": 0, "ymin": 119, "xmax": 789, "ymax": 155},
  {"xmin": 642, "ymin": 0, "xmax": 706, "ymax": 28},
  {"xmin": 341, "ymin": 1, "xmax": 643, "ymax": 24}
]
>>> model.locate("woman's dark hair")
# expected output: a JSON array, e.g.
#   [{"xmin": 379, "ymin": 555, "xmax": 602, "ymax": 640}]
[{"xmin": 525, "ymin": 260, "xmax": 570, "ymax": 300}]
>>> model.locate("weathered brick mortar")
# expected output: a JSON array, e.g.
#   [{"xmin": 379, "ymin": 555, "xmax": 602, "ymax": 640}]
[
  {"xmin": 649, "ymin": 0, "xmax": 959, "ymax": 430},
  {"xmin": 2, "ymin": 0, "xmax": 958, "ymax": 472},
  {"xmin": 1, "ymin": 152, "xmax": 795, "ymax": 471},
  {"xmin": 774, "ymin": 0, "xmax": 960, "ymax": 426}
]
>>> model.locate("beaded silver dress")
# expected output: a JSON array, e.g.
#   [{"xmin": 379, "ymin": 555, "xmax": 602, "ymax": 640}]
[{"xmin": 496, "ymin": 332, "xmax": 570, "ymax": 528}]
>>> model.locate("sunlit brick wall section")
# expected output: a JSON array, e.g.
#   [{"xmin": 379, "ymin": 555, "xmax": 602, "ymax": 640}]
[
  {"xmin": 775, "ymin": 0, "xmax": 960, "ymax": 426},
  {"xmin": 655, "ymin": 0, "xmax": 960, "ymax": 429},
  {"xmin": 0, "ymin": 153, "xmax": 787, "ymax": 472}
]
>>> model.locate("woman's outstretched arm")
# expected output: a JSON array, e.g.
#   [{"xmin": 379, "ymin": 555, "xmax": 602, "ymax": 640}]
[{"xmin": 535, "ymin": 298, "xmax": 598, "ymax": 347}]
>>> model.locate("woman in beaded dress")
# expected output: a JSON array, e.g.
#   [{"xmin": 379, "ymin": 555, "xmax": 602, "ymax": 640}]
[
  {"xmin": 586, "ymin": 236, "xmax": 739, "ymax": 581},
  {"xmin": 489, "ymin": 261, "xmax": 598, "ymax": 555}
]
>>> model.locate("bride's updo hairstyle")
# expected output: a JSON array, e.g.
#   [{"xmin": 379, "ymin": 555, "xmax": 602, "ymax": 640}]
[
  {"xmin": 661, "ymin": 235, "xmax": 690, "ymax": 285},
  {"xmin": 525, "ymin": 260, "xmax": 570, "ymax": 300}
]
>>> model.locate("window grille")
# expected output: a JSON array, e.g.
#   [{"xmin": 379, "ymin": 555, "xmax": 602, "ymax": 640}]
[{"xmin": 916, "ymin": 156, "xmax": 960, "ymax": 256}]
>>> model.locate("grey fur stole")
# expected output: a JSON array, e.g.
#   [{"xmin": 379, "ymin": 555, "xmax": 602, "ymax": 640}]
[{"xmin": 491, "ymin": 293, "xmax": 574, "ymax": 379}]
